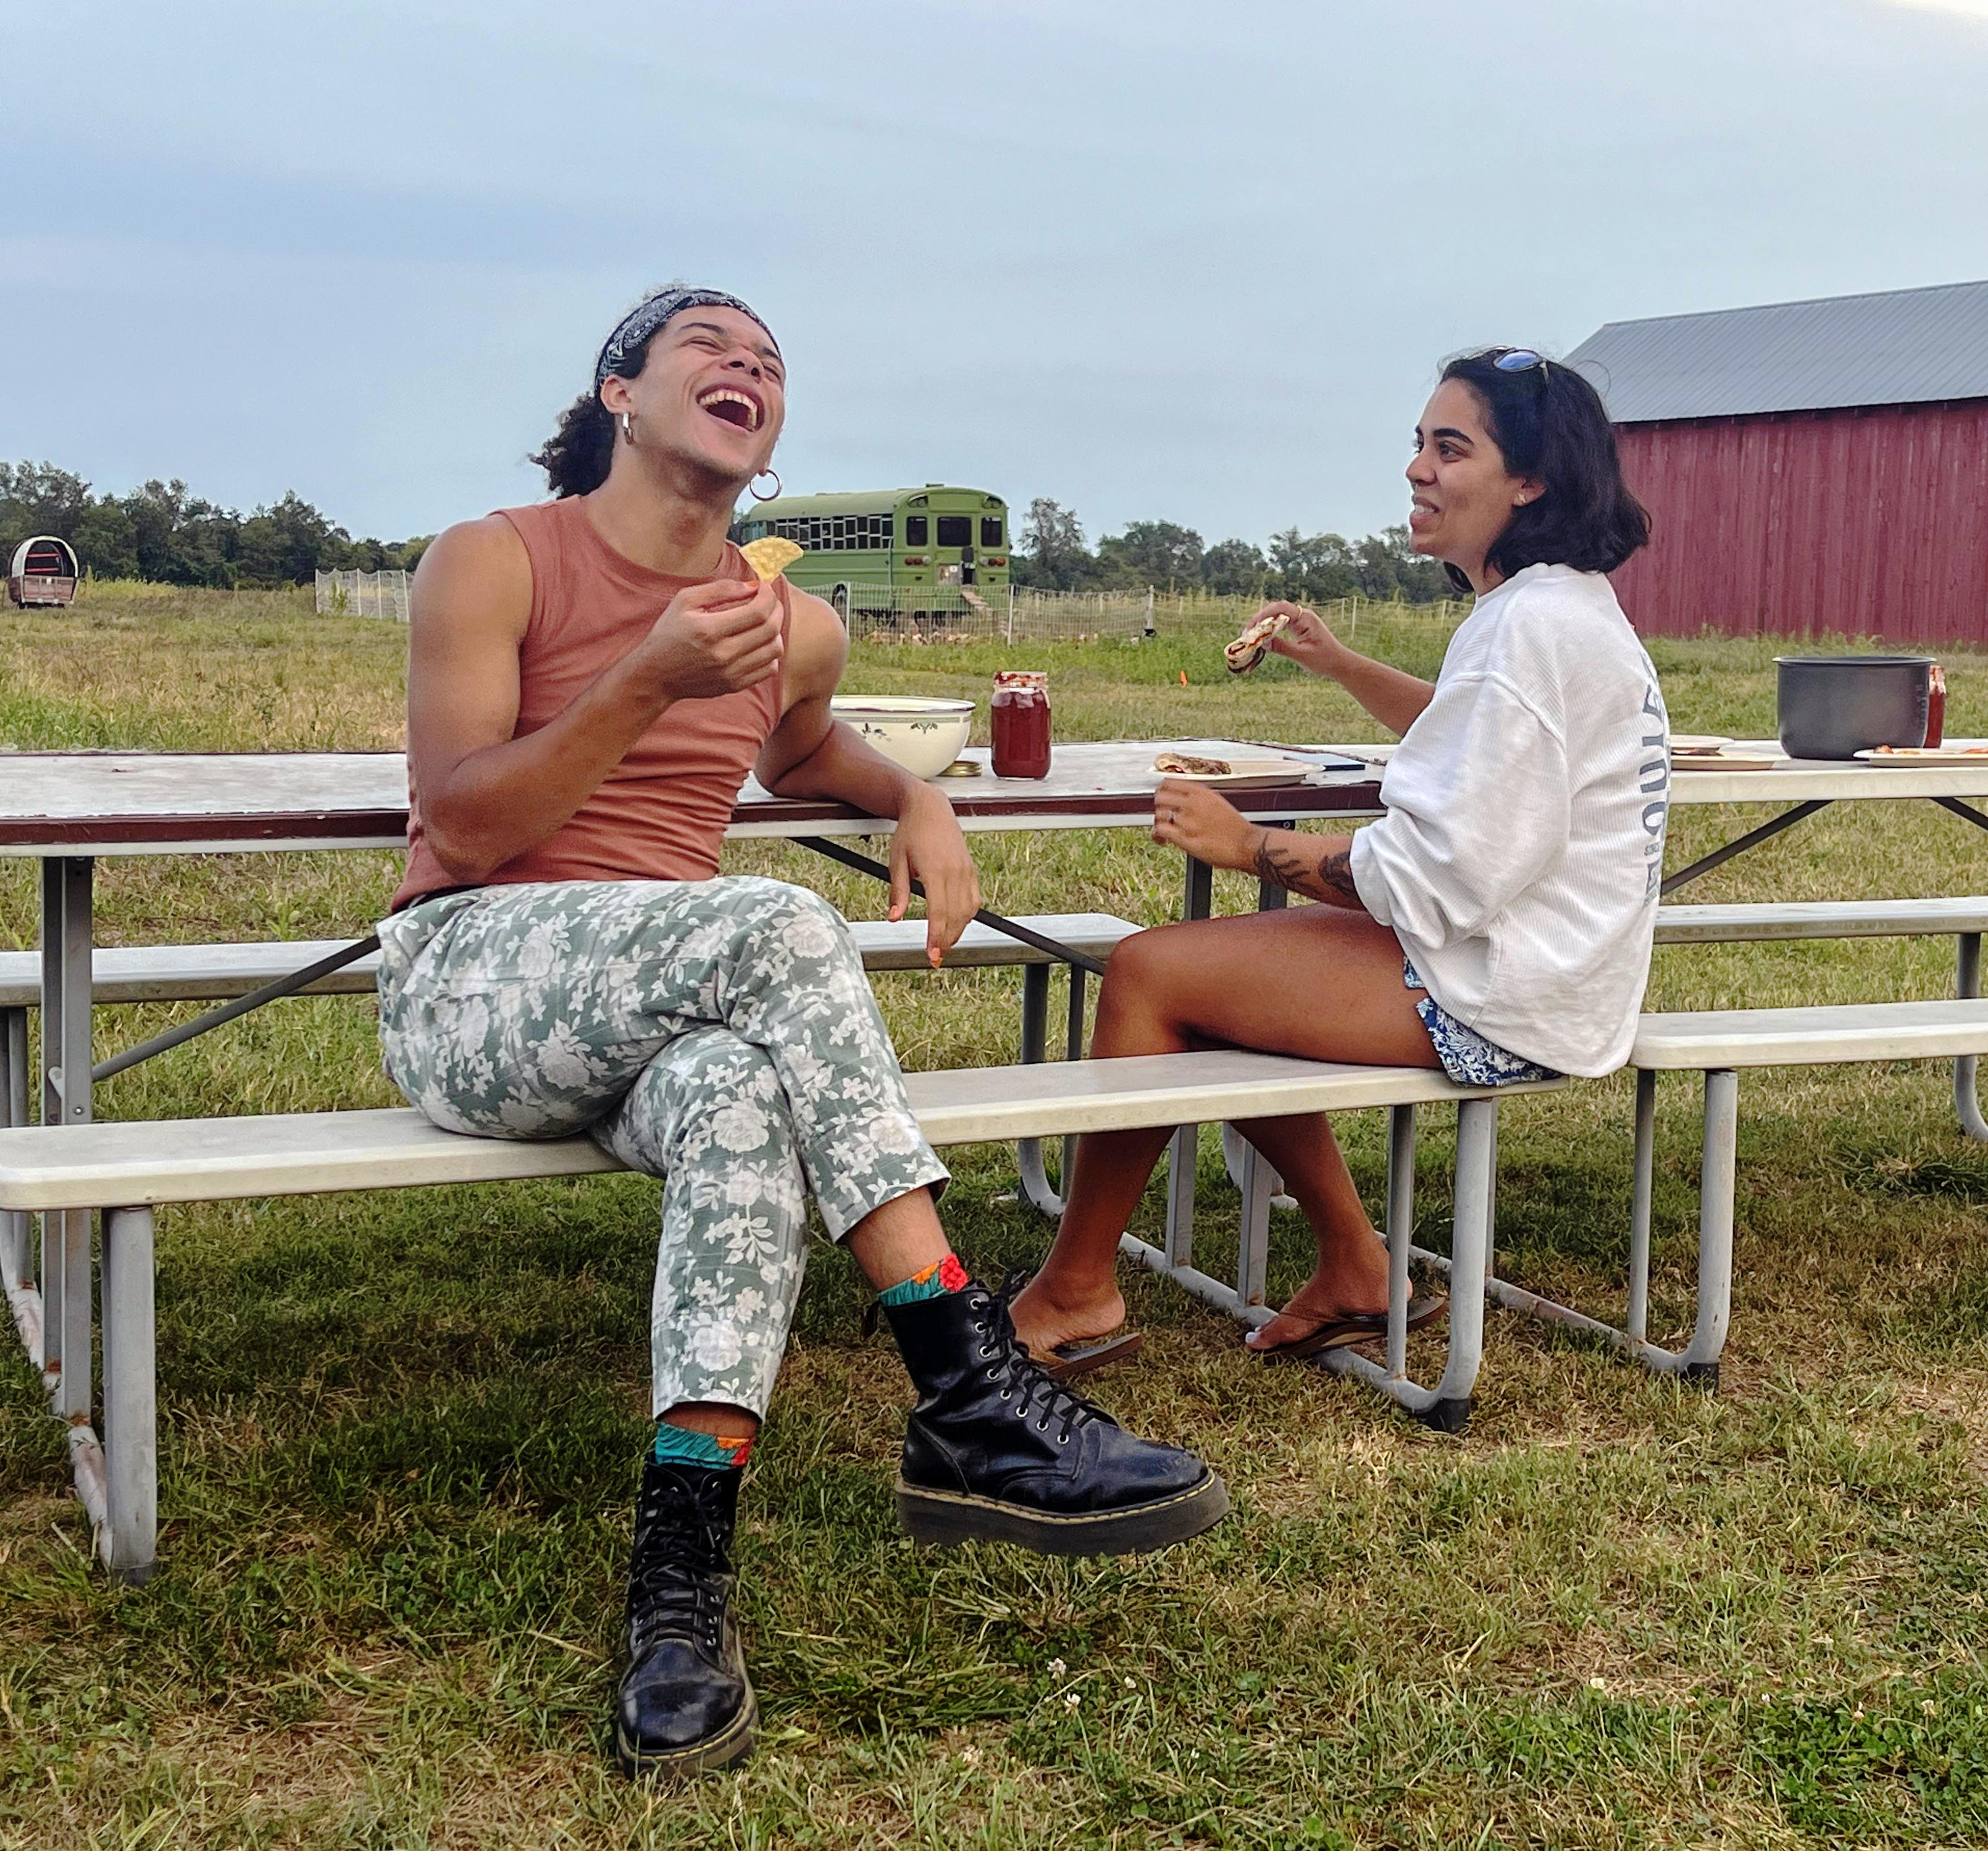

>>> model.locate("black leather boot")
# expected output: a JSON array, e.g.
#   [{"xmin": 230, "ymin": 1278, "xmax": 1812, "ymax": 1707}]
[
  {"xmin": 613, "ymin": 1458, "xmax": 757, "ymax": 1778},
  {"xmin": 882, "ymin": 1279, "xmax": 1229, "ymax": 1555}
]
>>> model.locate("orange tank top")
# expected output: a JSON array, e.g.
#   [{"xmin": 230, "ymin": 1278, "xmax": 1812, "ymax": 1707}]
[{"xmin": 393, "ymin": 497, "xmax": 787, "ymax": 909}]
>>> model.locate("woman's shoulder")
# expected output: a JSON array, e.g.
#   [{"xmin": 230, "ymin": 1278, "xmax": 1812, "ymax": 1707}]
[{"xmin": 1478, "ymin": 566, "xmax": 1632, "ymax": 658}]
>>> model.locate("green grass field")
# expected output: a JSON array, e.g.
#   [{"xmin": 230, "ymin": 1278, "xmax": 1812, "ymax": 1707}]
[{"xmin": 3, "ymin": 587, "xmax": 1987, "ymax": 1849}]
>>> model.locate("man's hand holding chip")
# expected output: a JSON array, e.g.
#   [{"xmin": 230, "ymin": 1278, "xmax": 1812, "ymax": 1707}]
[{"xmin": 637, "ymin": 577, "xmax": 785, "ymax": 701}]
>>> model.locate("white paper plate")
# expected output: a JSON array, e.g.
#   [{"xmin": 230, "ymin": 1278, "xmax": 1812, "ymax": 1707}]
[
  {"xmin": 1152, "ymin": 755, "xmax": 1318, "ymax": 788},
  {"xmin": 1669, "ymin": 733, "xmax": 1735, "ymax": 754},
  {"xmin": 1852, "ymin": 746, "xmax": 1988, "ymax": 763},
  {"xmin": 1671, "ymin": 752, "xmax": 1777, "ymax": 771}
]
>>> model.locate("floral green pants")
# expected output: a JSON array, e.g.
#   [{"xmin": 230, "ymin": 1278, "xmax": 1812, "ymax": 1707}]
[{"xmin": 375, "ymin": 877, "xmax": 950, "ymax": 1419}]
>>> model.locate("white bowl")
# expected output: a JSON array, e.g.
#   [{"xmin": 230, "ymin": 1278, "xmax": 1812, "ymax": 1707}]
[{"xmin": 831, "ymin": 695, "xmax": 975, "ymax": 779}]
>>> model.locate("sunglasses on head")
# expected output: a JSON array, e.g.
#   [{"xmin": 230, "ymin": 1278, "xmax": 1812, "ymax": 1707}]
[{"xmin": 1493, "ymin": 348, "xmax": 1550, "ymax": 380}]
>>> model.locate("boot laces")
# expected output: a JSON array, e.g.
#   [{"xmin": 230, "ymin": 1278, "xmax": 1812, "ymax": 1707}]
[
  {"xmin": 627, "ymin": 1469, "xmax": 732, "ymax": 1657},
  {"xmin": 978, "ymin": 1271, "xmax": 1112, "ymax": 1447}
]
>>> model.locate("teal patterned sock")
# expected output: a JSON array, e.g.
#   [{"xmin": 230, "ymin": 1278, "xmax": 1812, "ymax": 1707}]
[
  {"xmin": 877, "ymin": 1251, "xmax": 971, "ymax": 1307},
  {"xmin": 651, "ymin": 1422, "xmax": 753, "ymax": 1470}
]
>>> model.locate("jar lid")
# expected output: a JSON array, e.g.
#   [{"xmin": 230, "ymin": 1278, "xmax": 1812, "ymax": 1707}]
[{"xmin": 994, "ymin": 671, "xmax": 1048, "ymax": 690}]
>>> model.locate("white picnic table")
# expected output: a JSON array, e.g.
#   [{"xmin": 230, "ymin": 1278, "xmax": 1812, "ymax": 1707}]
[
  {"xmin": 9, "ymin": 735, "xmax": 1988, "ymax": 1131},
  {"xmin": 6, "ymin": 735, "xmax": 1988, "ymax": 1532}
]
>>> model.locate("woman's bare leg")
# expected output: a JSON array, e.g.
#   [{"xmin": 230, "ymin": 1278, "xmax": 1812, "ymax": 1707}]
[{"xmin": 1008, "ymin": 904, "xmax": 1439, "ymax": 1356}]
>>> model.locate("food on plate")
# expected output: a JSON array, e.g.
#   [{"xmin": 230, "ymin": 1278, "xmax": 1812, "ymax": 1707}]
[
  {"xmin": 1868, "ymin": 743, "xmax": 1988, "ymax": 756},
  {"xmin": 739, "ymin": 535, "xmax": 804, "ymax": 581},
  {"xmin": 1155, "ymin": 751, "xmax": 1232, "ymax": 776},
  {"xmin": 1224, "ymin": 609, "xmax": 1293, "ymax": 674}
]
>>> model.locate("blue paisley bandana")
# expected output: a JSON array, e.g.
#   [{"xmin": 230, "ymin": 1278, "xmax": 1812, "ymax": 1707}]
[{"xmin": 593, "ymin": 286, "xmax": 777, "ymax": 392}]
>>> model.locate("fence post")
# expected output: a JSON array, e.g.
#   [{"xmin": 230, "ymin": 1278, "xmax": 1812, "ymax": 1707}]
[
  {"xmin": 1006, "ymin": 585, "xmax": 1015, "ymax": 646},
  {"xmin": 1144, "ymin": 587, "xmax": 1155, "ymax": 637}
]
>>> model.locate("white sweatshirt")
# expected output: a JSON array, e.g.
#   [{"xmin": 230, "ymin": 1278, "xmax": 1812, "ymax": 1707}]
[{"xmin": 1348, "ymin": 563, "xmax": 1670, "ymax": 1077}]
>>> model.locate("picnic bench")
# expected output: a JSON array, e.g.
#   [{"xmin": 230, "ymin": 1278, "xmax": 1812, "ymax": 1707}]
[
  {"xmin": 1416, "ymin": 997, "xmax": 1988, "ymax": 1390},
  {"xmin": 0, "ymin": 1049, "xmax": 1547, "ymax": 1581}
]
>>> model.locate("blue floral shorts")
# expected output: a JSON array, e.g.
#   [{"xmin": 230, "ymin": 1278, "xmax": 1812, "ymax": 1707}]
[{"xmin": 1403, "ymin": 957, "xmax": 1561, "ymax": 1089}]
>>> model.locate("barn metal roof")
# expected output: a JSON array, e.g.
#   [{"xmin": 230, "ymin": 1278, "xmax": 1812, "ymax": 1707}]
[{"xmin": 1564, "ymin": 278, "xmax": 1988, "ymax": 424}]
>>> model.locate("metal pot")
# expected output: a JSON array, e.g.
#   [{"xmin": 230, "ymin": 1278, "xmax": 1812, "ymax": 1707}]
[{"xmin": 1774, "ymin": 655, "xmax": 1932, "ymax": 760}]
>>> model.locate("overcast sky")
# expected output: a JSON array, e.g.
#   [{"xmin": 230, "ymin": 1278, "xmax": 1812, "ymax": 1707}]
[{"xmin": 7, "ymin": 0, "xmax": 1988, "ymax": 551}]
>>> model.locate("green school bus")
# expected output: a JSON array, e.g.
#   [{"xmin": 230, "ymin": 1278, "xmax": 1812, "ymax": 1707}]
[{"xmin": 732, "ymin": 485, "xmax": 1009, "ymax": 625}]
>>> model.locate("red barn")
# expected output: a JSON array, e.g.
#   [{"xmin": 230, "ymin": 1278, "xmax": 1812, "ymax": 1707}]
[{"xmin": 1564, "ymin": 280, "xmax": 1988, "ymax": 645}]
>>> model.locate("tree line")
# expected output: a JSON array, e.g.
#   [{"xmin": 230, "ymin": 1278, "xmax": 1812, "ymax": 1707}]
[
  {"xmin": 0, "ymin": 461, "xmax": 432, "ymax": 588},
  {"xmin": 1013, "ymin": 499, "xmax": 1451, "ymax": 603},
  {"xmin": 4, "ymin": 461, "xmax": 1449, "ymax": 605}
]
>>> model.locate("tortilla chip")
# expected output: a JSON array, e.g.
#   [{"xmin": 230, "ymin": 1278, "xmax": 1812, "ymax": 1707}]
[{"xmin": 740, "ymin": 536, "xmax": 804, "ymax": 582}]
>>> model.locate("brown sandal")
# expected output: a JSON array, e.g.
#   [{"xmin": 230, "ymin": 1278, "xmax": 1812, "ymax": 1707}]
[
  {"xmin": 1247, "ymin": 1293, "xmax": 1446, "ymax": 1362},
  {"xmin": 1038, "ymin": 1327, "xmax": 1146, "ymax": 1382}
]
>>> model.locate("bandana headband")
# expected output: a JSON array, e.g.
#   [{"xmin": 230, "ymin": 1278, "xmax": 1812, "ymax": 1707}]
[{"xmin": 593, "ymin": 286, "xmax": 777, "ymax": 394}]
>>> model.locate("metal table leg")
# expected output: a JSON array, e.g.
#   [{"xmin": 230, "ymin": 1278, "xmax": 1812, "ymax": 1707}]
[
  {"xmin": 99, "ymin": 1206, "xmax": 157, "ymax": 1582},
  {"xmin": 1017, "ymin": 964, "xmax": 1064, "ymax": 1218},
  {"xmin": 1326, "ymin": 1095, "xmax": 1497, "ymax": 1431},
  {"xmin": 1659, "ymin": 801, "xmax": 1831, "ymax": 897},
  {"xmin": 40, "ymin": 858, "xmax": 94, "ymax": 1422},
  {"xmin": 1956, "ymin": 934, "xmax": 1988, "ymax": 1142},
  {"xmin": 1227, "ymin": 845, "xmax": 1299, "ymax": 1300},
  {"xmin": 1163, "ymin": 857, "xmax": 1214, "ymax": 1265},
  {"xmin": 0, "ymin": 1006, "xmax": 36, "ymax": 1360}
]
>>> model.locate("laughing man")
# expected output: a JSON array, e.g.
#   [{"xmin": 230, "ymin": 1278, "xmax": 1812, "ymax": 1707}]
[{"xmin": 375, "ymin": 285, "xmax": 1229, "ymax": 1776}]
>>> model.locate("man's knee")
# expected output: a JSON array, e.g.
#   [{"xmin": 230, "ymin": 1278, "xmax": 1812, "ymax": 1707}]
[{"xmin": 730, "ymin": 877, "xmax": 857, "ymax": 965}]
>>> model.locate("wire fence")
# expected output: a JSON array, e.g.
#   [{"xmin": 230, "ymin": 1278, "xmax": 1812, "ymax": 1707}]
[
  {"xmin": 314, "ymin": 569, "xmax": 411, "ymax": 622},
  {"xmin": 299, "ymin": 568, "xmax": 1465, "ymax": 642},
  {"xmin": 837, "ymin": 583, "xmax": 1153, "ymax": 645},
  {"xmin": 840, "ymin": 582, "xmax": 1466, "ymax": 645}
]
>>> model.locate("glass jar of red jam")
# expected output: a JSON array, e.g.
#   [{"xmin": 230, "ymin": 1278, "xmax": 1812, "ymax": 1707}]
[
  {"xmin": 990, "ymin": 671, "xmax": 1051, "ymax": 779},
  {"xmin": 1926, "ymin": 661, "xmax": 1947, "ymax": 748}
]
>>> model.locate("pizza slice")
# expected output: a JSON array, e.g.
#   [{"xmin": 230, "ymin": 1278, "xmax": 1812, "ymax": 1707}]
[
  {"xmin": 1154, "ymin": 751, "xmax": 1232, "ymax": 775},
  {"xmin": 739, "ymin": 535, "xmax": 804, "ymax": 582},
  {"xmin": 1224, "ymin": 608, "xmax": 1293, "ymax": 674}
]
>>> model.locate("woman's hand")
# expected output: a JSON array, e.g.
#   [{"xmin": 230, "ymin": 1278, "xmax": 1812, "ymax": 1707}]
[
  {"xmin": 1151, "ymin": 777, "xmax": 1260, "ymax": 870},
  {"xmin": 1255, "ymin": 601, "xmax": 1349, "ymax": 679}
]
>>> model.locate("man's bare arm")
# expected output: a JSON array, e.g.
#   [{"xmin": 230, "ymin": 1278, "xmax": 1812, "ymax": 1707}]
[
  {"xmin": 756, "ymin": 593, "xmax": 922, "ymax": 817},
  {"xmin": 1248, "ymin": 827, "xmax": 1368, "ymax": 911},
  {"xmin": 756, "ymin": 591, "xmax": 981, "ymax": 960}
]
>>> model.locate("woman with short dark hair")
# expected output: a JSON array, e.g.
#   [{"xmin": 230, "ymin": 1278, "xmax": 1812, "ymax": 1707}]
[{"xmin": 1011, "ymin": 349, "xmax": 1669, "ymax": 1369}]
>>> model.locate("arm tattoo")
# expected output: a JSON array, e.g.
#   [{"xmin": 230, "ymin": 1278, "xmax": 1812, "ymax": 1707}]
[{"xmin": 1251, "ymin": 831, "xmax": 1366, "ymax": 909}]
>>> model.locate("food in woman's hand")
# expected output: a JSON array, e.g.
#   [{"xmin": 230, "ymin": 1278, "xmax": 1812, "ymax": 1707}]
[
  {"xmin": 1224, "ymin": 609, "xmax": 1293, "ymax": 674},
  {"xmin": 739, "ymin": 536, "xmax": 804, "ymax": 582},
  {"xmin": 1154, "ymin": 751, "xmax": 1231, "ymax": 775}
]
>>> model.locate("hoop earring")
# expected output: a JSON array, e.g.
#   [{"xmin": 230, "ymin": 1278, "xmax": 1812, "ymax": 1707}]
[
  {"xmin": 749, "ymin": 469, "xmax": 782, "ymax": 503},
  {"xmin": 619, "ymin": 411, "xmax": 635, "ymax": 445}
]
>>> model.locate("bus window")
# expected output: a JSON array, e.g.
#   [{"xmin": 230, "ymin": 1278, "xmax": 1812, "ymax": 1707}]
[
  {"xmin": 980, "ymin": 517, "xmax": 1003, "ymax": 548},
  {"xmin": 936, "ymin": 516, "xmax": 971, "ymax": 548},
  {"xmin": 904, "ymin": 515, "xmax": 929, "ymax": 546}
]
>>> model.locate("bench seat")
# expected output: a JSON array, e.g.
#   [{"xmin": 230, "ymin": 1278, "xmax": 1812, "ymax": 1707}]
[
  {"xmin": 0, "ymin": 1052, "xmax": 1544, "ymax": 1213},
  {"xmin": 2, "ymin": 1048, "xmax": 1557, "ymax": 1579},
  {"xmin": 0, "ymin": 914, "xmax": 1146, "ymax": 1009},
  {"xmin": 1632, "ymin": 997, "xmax": 1988, "ymax": 1069},
  {"xmin": 1466, "ymin": 997, "xmax": 1988, "ymax": 1395},
  {"xmin": 1653, "ymin": 896, "xmax": 1988, "ymax": 943}
]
